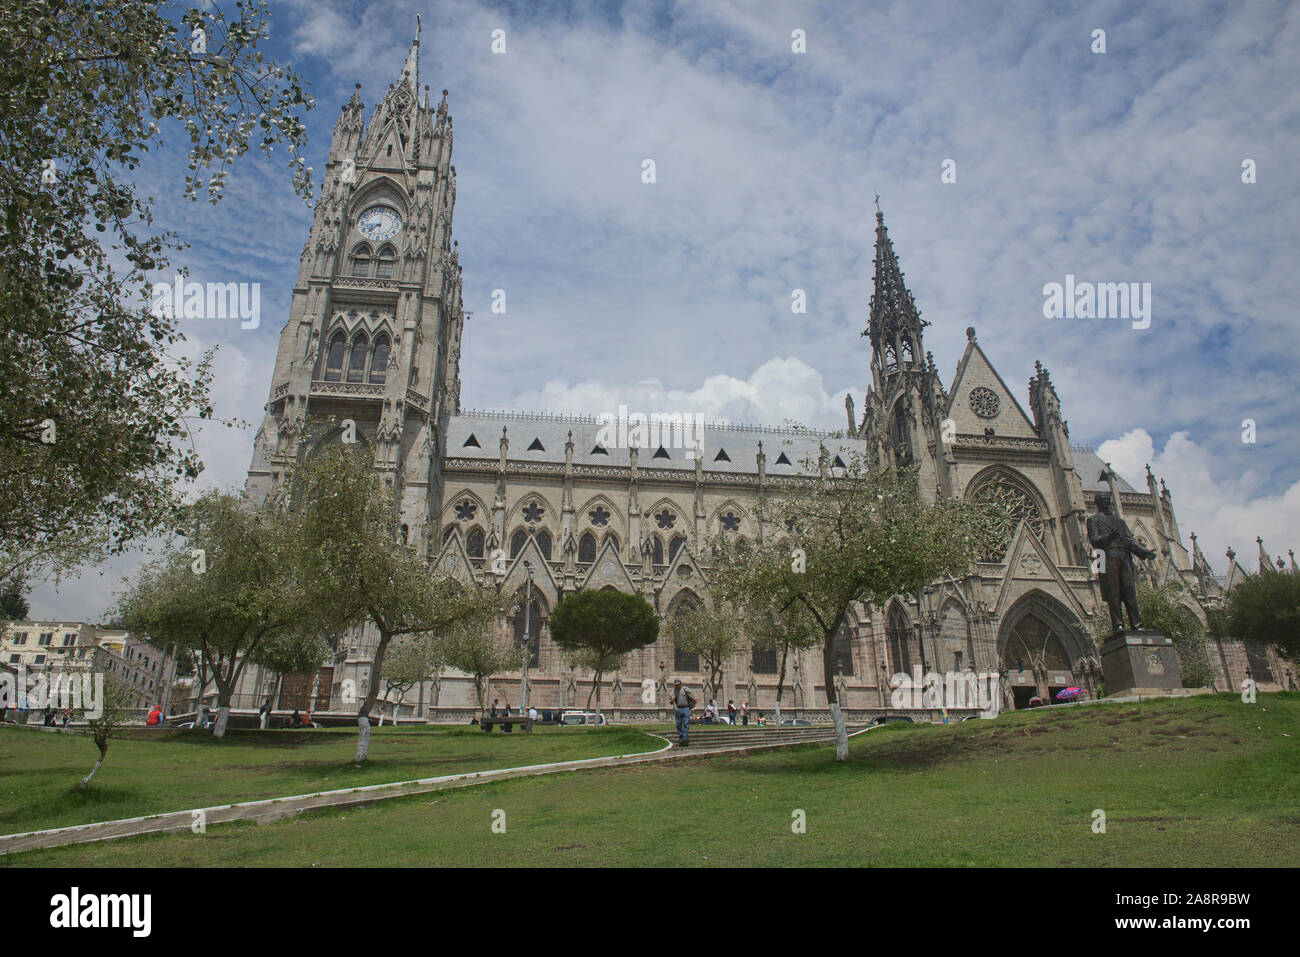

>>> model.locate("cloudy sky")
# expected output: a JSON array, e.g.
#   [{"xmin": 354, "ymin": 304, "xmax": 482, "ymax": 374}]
[{"xmin": 30, "ymin": 0, "xmax": 1300, "ymax": 619}]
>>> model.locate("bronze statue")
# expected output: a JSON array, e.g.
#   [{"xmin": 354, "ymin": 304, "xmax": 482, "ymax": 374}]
[{"xmin": 1087, "ymin": 491, "xmax": 1157, "ymax": 634}]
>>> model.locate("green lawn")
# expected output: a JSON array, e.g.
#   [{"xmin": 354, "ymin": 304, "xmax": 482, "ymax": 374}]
[
  {"xmin": 0, "ymin": 724, "xmax": 661, "ymax": 835},
  {"xmin": 5, "ymin": 693, "xmax": 1298, "ymax": 867}
]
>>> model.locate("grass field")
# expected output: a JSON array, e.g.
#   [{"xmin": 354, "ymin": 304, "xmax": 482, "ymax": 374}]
[
  {"xmin": 4, "ymin": 693, "xmax": 1297, "ymax": 867},
  {"xmin": 0, "ymin": 724, "xmax": 661, "ymax": 835}
]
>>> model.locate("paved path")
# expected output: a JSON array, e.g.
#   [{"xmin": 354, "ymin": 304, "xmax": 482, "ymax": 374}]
[{"xmin": 0, "ymin": 726, "xmax": 871, "ymax": 857}]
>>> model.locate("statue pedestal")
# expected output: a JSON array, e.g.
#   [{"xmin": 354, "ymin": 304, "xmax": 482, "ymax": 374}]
[{"xmin": 1101, "ymin": 630, "xmax": 1183, "ymax": 697}]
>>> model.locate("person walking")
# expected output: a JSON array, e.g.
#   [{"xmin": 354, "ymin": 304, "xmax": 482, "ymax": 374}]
[
  {"xmin": 671, "ymin": 679, "xmax": 696, "ymax": 746},
  {"xmin": 741, "ymin": 700, "xmax": 750, "ymax": 726},
  {"xmin": 727, "ymin": 699, "xmax": 736, "ymax": 725}
]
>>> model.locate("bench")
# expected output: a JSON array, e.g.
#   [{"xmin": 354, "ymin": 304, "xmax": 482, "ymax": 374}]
[{"xmin": 480, "ymin": 715, "xmax": 533, "ymax": 732}]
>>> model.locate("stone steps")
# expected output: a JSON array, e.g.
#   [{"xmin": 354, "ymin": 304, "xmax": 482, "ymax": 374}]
[{"xmin": 662, "ymin": 725, "xmax": 870, "ymax": 749}]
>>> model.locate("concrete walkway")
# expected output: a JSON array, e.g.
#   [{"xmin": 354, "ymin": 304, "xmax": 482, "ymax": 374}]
[{"xmin": 0, "ymin": 726, "xmax": 871, "ymax": 857}]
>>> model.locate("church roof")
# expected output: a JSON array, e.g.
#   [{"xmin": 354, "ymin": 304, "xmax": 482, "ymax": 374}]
[
  {"xmin": 444, "ymin": 410, "xmax": 868, "ymax": 475},
  {"xmin": 1070, "ymin": 446, "xmax": 1139, "ymax": 493}
]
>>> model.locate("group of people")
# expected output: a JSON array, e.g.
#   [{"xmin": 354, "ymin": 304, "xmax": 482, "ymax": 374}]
[
  {"xmin": 700, "ymin": 698, "xmax": 752, "ymax": 726},
  {"xmin": 0, "ymin": 703, "xmax": 76, "ymax": 728},
  {"xmin": 486, "ymin": 699, "xmax": 562, "ymax": 724}
]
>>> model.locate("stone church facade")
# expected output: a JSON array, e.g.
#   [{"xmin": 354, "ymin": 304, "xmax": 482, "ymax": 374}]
[{"xmin": 241, "ymin": 35, "xmax": 1293, "ymax": 719}]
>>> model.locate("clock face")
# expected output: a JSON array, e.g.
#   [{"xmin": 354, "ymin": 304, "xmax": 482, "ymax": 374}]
[{"xmin": 358, "ymin": 206, "xmax": 402, "ymax": 242}]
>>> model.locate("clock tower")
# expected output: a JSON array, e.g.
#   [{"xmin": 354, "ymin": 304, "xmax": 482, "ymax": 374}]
[{"xmin": 245, "ymin": 22, "xmax": 466, "ymax": 559}]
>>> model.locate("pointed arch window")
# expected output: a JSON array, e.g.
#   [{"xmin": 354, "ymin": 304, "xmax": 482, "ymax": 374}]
[
  {"xmin": 668, "ymin": 534, "xmax": 685, "ymax": 562},
  {"xmin": 604, "ymin": 532, "xmax": 620, "ymax": 555},
  {"xmin": 350, "ymin": 244, "xmax": 372, "ymax": 278},
  {"xmin": 510, "ymin": 528, "xmax": 527, "ymax": 558},
  {"xmin": 751, "ymin": 645, "xmax": 778, "ymax": 674},
  {"xmin": 466, "ymin": 527, "xmax": 485, "ymax": 559},
  {"xmin": 669, "ymin": 592, "xmax": 702, "ymax": 672},
  {"xmin": 536, "ymin": 530, "xmax": 553, "ymax": 561},
  {"xmin": 578, "ymin": 532, "xmax": 597, "ymax": 564},
  {"xmin": 324, "ymin": 331, "xmax": 347, "ymax": 382},
  {"xmin": 832, "ymin": 618, "xmax": 855, "ymax": 676},
  {"xmin": 900, "ymin": 336, "xmax": 915, "ymax": 364},
  {"xmin": 369, "ymin": 334, "xmax": 390, "ymax": 384},
  {"xmin": 652, "ymin": 536, "xmax": 665, "ymax": 567},
  {"xmin": 375, "ymin": 245, "xmax": 397, "ymax": 279},
  {"xmin": 886, "ymin": 603, "xmax": 912, "ymax": 675},
  {"xmin": 347, "ymin": 332, "xmax": 369, "ymax": 383}
]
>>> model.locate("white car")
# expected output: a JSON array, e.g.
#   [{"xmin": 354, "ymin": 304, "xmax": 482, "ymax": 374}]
[{"xmin": 559, "ymin": 711, "xmax": 608, "ymax": 726}]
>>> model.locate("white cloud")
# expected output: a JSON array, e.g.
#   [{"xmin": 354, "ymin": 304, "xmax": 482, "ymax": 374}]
[{"xmin": 505, "ymin": 356, "xmax": 859, "ymax": 432}]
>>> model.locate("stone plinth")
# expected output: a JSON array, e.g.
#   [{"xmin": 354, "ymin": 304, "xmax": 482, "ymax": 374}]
[{"xmin": 1100, "ymin": 630, "xmax": 1183, "ymax": 697}]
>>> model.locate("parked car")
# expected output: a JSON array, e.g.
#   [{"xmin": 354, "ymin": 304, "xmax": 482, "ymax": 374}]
[
  {"xmin": 870, "ymin": 715, "xmax": 914, "ymax": 726},
  {"xmin": 559, "ymin": 711, "xmax": 608, "ymax": 726}
]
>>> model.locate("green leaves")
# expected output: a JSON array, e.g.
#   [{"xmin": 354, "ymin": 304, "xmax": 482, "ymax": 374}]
[
  {"xmin": 1226, "ymin": 569, "xmax": 1300, "ymax": 665},
  {"xmin": 0, "ymin": 1, "xmax": 313, "ymax": 581},
  {"xmin": 549, "ymin": 589, "xmax": 659, "ymax": 673}
]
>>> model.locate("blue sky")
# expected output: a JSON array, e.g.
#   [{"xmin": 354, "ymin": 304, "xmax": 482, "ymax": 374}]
[{"xmin": 30, "ymin": 0, "xmax": 1300, "ymax": 619}]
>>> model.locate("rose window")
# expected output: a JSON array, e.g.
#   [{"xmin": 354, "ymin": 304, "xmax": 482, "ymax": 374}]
[
  {"xmin": 970, "ymin": 479, "xmax": 1045, "ymax": 561},
  {"xmin": 969, "ymin": 387, "xmax": 1000, "ymax": 418},
  {"xmin": 588, "ymin": 506, "xmax": 610, "ymax": 527},
  {"xmin": 522, "ymin": 502, "xmax": 544, "ymax": 524},
  {"xmin": 454, "ymin": 500, "xmax": 477, "ymax": 521},
  {"xmin": 655, "ymin": 509, "xmax": 677, "ymax": 530},
  {"xmin": 720, "ymin": 512, "xmax": 742, "ymax": 532}
]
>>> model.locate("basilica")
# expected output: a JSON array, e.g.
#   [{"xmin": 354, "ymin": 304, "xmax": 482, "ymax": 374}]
[{"xmin": 242, "ymin": 32, "xmax": 1292, "ymax": 719}]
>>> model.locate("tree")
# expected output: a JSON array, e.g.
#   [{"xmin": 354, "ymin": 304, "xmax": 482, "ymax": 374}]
[
  {"xmin": 253, "ymin": 629, "xmax": 331, "ymax": 727},
  {"xmin": 440, "ymin": 617, "xmax": 521, "ymax": 715},
  {"xmin": 0, "ymin": 576, "xmax": 29, "ymax": 620},
  {"xmin": 118, "ymin": 490, "xmax": 315, "ymax": 737},
  {"xmin": 1226, "ymin": 568, "xmax": 1300, "ymax": 666},
  {"xmin": 548, "ymin": 589, "xmax": 659, "ymax": 724},
  {"xmin": 380, "ymin": 635, "xmax": 440, "ymax": 724},
  {"xmin": 662, "ymin": 599, "xmax": 748, "ymax": 705},
  {"xmin": 712, "ymin": 454, "xmax": 1008, "ymax": 761},
  {"xmin": 79, "ymin": 673, "xmax": 133, "ymax": 790},
  {"xmin": 739, "ymin": 600, "xmax": 821, "ymax": 724},
  {"xmin": 290, "ymin": 442, "xmax": 497, "ymax": 762},
  {"xmin": 0, "ymin": 0, "xmax": 315, "ymax": 583},
  {"xmin": 1136, "ymin": 582, "xmax": 1215, "ymax": 688}
]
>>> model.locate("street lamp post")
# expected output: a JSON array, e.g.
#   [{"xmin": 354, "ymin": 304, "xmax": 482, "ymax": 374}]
[{"xmin": 522, "ymin": 560, "xmax": 534, "ymax": 714}]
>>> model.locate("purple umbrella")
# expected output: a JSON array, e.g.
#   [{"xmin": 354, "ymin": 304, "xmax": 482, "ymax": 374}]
[{"xmin": 1055, "ymin": 687, "xmax": 1082, "ymax": 700}]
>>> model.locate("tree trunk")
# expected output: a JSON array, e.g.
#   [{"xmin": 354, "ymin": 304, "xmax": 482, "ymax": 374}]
[
  {"xmin": 594, "ymin": 669, "xmax": 603, "ymax": 726},
  {"xmin": 79, "ymin": 742, "xmax": 107, "ymax": 790},
  {"xmin": 353, "ymin": 624, "xmax": 393, "ymax": 764},
  {"xmin": 355, "ymin": 715, "xmax": 371, "ymax": 765},
  {"xmin": 774, "ymin": 645, "xmax": 789, "ymax": 725},
  {"xmin": 213, "ymin": 705, "xmax": 231, "ymax": 738},
  {"xmin": 822, "ymin": 634, "xmax": 848, "ymax": 762},
  {"xmin": 358, "ymin": 626, "xmax": 393, "ymax": 719}
]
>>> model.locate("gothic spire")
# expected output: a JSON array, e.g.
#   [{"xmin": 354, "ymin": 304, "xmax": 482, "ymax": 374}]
[
  {"xmin": 400, "ymin": 16, "xmax": 421, "ymax": 93},
  {"xmin": 1258, "ymin": 536, "xmax": 1275, "ymax": 572},
  {"xmin": 865, "ymin": 207, "xmax": 928, "ymax": 371}
]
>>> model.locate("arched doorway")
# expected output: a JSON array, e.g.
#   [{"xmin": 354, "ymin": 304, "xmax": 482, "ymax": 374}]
[{"xmin": 997, "ymin": 592, "xmax": 1090, "ymax": 709}]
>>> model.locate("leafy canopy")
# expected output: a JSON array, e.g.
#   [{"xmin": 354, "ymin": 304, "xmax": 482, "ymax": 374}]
[{"xmin": 0, "ymin": 0, "xmax": 314, "ymax": 581}]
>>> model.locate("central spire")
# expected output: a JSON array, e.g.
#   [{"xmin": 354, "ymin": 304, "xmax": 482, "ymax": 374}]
[{"xmin": 865, "ymin": 208, "xmax": 928, "ymax": 373}]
